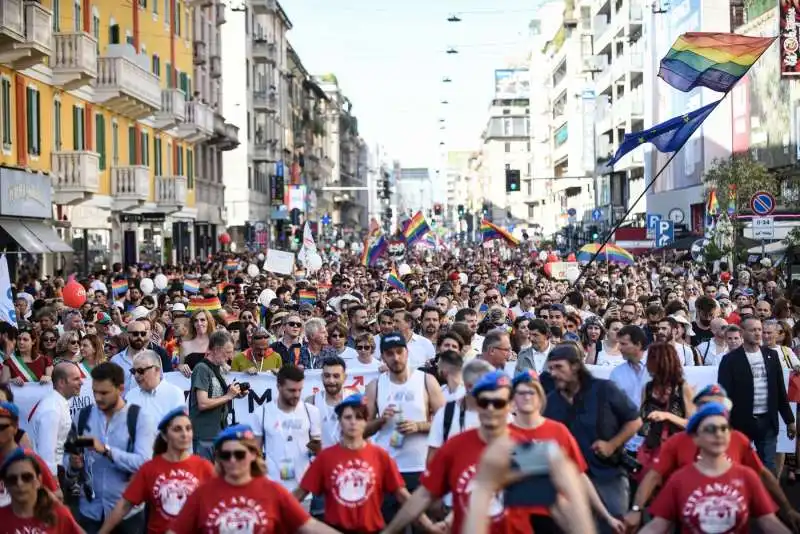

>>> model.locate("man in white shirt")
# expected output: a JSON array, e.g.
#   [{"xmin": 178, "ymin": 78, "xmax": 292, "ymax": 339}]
[
  {"xmin": 110, "ymin": 319, "xmax": 150, "ymax": 392},
  {"xmin": 30, "ymin": 361, "xmax": 83, "ymax": 476},
  {"xmin": 251, "ymin": 365, "xmax": 321, "ymax": 494},
  {"xmin": 437, "ymin": 351, "xmax": 465, "ymax": 400},
  {"xmin": 393, "ymin": 309, "xmax": 435, "ymax": 369},
  {"xmin": 697, "ymin": 318, "xmax": 729, "ymax": 365},
  {"xmin": 125, "ymin": 350, "xmax": 185, "ymax": 424}
]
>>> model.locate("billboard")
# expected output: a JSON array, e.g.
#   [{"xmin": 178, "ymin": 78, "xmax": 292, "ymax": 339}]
[
  {"xmin": 733, "ymin": 8, "xmax": 793, "ymax": 168},
  {"xmin": 494, "ymin": 69, "xmax": 530, "ymax": 99},
  {"xmin": 781, "ymin": 0, "xmax": 800, "ymax": 75}
]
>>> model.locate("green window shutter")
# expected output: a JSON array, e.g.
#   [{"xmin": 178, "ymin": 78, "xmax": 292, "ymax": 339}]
[
  {"xmin": 187, "ymin": 148, "xmax": 193, "ymax": 188},
  {"xmin": 96, "ymin": 114, "xmax": 106, "ymax": 170},
  {"xmin": 165, "ymin": 63, "xmax": 171, "ymax": 87},
  {"xmin": 128, "ymin": 126, "xmax": 135, "ymax": 164},
  {"xmin": 35, "ymin": 90, "xmax": 40, "ymax": 154},
  {"xmin": 25, "ymin": 88, "xmax": 32, "ymax": 153},
  {"xmin": 140, "ymin": 131, "xmax": 148, "ymax": 166},
  {"xmin": 179, "ymin": 72, "xmax": 187, "ymax": 95},
  {"xmin": 186, "ymin": 76, "xmax": 192, "ymax": 100},
  {"xmin": 154, "ymin": 136, "xmax": 160, "ymax": 175},
  {"xmin": 72, "ymin": 105, "xmax": 79, "ymax": 150}
]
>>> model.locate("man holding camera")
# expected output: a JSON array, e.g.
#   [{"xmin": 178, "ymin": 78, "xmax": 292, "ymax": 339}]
[{"xmin": 66, "ymin": 362, "xmax": 156, "ymax": 534}]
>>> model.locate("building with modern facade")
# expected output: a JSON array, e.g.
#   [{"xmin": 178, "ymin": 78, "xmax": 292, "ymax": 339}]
[{"xmin": 396, "ymin": 167, "xmax": 432, "ymax": 219}]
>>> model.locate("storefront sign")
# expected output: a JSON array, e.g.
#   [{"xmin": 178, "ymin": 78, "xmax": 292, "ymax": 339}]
[
  {"xmin": 120, "ymin": 213, "xmax": 166, "ymax": 223},
  {"xmin": 270, "ymin": 174, "xmax": 284, "ymax": 207},
  {"xmin": 782, "ymin": 1, "xmax": 800, "ymax": 76},
  {"xmin": 0, "ymin": 169, "xmax": 51, "ymax": 219}
]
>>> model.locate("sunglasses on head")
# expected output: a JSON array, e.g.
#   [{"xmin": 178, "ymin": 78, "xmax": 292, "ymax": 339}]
[
  {"xmin": 217, "ymin": 449, "xmax": 248, "ymax": 461},
  {"xmin": 4, "ymin": 472, "xmax": 35, "ymax": 486},
  {"xmin": 476, "ymin": 397, "xmax": 509, "ymax": 410}
]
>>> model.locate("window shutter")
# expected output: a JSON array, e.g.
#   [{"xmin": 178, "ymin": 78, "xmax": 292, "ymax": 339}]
[
  {"xmin": 96, "ymin": 114, "xmax": 106, "ymax": 170},
  {"xmin": 34, "ymin": 90, "xmax": 40, "ymax": 154},
  {"xmin": 187, "ymin": 148, "xmax": 193, "ymax": 188},
  {"xmin": 166, "ymin": 63, "xmax": 171, "ymax": 87},
  {"xmin": 72, "ymin": 106, "xmax": 79, "ymax": 150},
  {"xmin": 128, "ymin": 126, "xmax": 135, "ymax": 164},
  {"xmin": 25, "ymin": 88, "xmax": 32, "ymax": 153}
]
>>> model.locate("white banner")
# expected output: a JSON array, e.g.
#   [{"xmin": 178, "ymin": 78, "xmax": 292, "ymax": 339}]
[{"xmin": 8, "ymin": 365, "xmax": 797, "ymax": 452}]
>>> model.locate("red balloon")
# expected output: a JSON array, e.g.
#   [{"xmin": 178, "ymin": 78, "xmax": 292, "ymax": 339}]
[
  {"xmin": 547, "ymin": 253, "xmax": 559, "ymax": 263},
  {"xmin": 567, "ymin": 253, "xmax": 577, "ymax": 262},
  {"xmin": 543, "ymin": 263, "xmax": 553, "ymax": 277},
  {"xmin": 63, "ymin": 280, "xmax": 87, "ymax": 309},
  {"xmin": 218, "ymin": 232, "xmax": 231, "ymax": 245}
]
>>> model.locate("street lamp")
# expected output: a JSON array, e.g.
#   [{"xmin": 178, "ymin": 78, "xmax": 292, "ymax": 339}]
[
  {"xmin": 447, "ymin": 14, "xmax": 462, "ymax": 22},
  {"xmin": 441, "ymin": 100, "xmax": 449, "ymax": 104},
  {"xmin": 442, "ymin": 77, "xmax": 452, "ymax": 83},
  {"xmin": 446, "ymin": 48, "xmax": 458, "ymax": 54}
]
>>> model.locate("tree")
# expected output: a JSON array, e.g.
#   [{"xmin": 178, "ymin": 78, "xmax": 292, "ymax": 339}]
[{"xmin": 703, "ymin": 156, "xmax": 775, "ymax": 215}]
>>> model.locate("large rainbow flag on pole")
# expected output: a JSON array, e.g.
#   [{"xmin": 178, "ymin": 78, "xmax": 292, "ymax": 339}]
[
  {"xmin": 361, "ymin": 235, "xmax": 387, "ymax": 267},
  {"xmin": 658, "ymin": 33, "xmax": 775, "ymax": 93},
  {"xmin": 481, "ymin": 219, "xmax": 520, "ymax": 247}
]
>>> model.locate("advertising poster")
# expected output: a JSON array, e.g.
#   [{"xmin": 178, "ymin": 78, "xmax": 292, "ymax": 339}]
[
  {"xmin": 780, "ymin": 0, "xmax": 800, "ymax": 76},
  {"xmin": 494, "ymin": 69, "xmax": 531, "ymax": 100}
]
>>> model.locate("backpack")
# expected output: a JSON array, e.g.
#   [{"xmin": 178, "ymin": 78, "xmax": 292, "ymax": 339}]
[{"xmin": 76, "ymin": 403, "xmax": 140, "ymax": 454}]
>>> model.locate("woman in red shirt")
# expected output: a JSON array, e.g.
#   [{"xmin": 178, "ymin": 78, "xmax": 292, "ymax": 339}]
[
  {"xmin": 0, "ymin": 448, "xmax": 81, "ymax": 533},
  {"xmin": 167, "ymin": 424, "xmax": 338, "ymax": 534},
  {"xmin": 296, "ymin": 393, "xmax": 425, "ymax": 534},
  {"xmin": 644, "ymin": 402, "xmax": 790, "ymax": 533},
  {"xmin": 99, "ymin": 407, "xmax": 215, "ymax": 534},
  {"xmin": 1, "ymin": 326, "xmax": 53, "ymax": 385}
]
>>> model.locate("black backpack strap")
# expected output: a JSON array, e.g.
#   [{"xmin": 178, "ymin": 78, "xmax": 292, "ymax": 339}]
[
  {"xmin": 442, "ymin": 400, "xmax": 456, "ymax": 442},
  {"xmin": 126, "ymin": 404, "xmax": 140, "ymax": 453},
  {"xmin": 458, "ymin": 398, "xmax": 467, "ymax": 433}
]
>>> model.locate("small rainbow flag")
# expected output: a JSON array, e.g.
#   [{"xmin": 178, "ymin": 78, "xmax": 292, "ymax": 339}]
[
  {"xmin": 186, "ymin": 297, "xmax": 222, "ymax": 312},
  {"xmin": 386, "ymin": 269, "xmax": 406, "ymax": 293},
  {"xmin": 217, "ymin": 281, "xmax": 230, "ymax": 295},
  {"xmin": 402, "ymin": 211, "xmax": 430, "ymax": 246},
  {"xmin": 298, "ymin": 289, "xmax": 316, "ymax": 305},
  {"xmin": 111, "ymin": 279, "xmax": 128, "ymax": 298},
  {"xmin": 224, "ymin": 259, "xmax": 239, "ymax": 272},
  {"xmin": 183, "ymin": 279, "xmax": 200, "ymax": 294},
  {"xmin": 481, "ymin": 219, "xmax": 520, "ymax": 247},
  {"xmin": 706, "ymin": 189, "xmax": 719, "ymax": 216},
  {"xmin": 659, "ymin": 33, "xmax": 775, "ymax": 93}
]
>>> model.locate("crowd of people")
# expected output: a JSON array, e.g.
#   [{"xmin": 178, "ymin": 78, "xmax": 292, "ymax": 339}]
[{"xmin": 0, "ymin": 245, "xmax": 799, "ymax": 533}]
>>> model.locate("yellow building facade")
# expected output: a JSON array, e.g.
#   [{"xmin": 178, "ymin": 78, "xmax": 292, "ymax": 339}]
[{"xmin": 0, "ymin": 0, "xmax": 237, "ymax": 269}]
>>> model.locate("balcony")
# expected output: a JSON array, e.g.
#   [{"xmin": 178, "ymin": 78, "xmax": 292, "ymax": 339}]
[
  {"xmin": 252, "ymin": 89, "xmax": 278, "ymax": 113},
  {"xmin": 186, "ymin": 0, "xmax": 212, "ymax": 6},
  {"xmin": 252, "ymin": 37, "xmax": 276, "ymax": 64},
  {"xmin": 111, "ymin": 165, "xmax": 150, "ymax": 209},
  {"xmin": 50, "ymin": 150, "xmax": 100, "ymax": 204},
  {"xmin": 253, "ymin": 138, "xmax": 277, "ymax": 162},
  {"xmin": 155, "ymin": 175, "xmax": 188, "ymax": 212},
  {"xmin": 52, "ymin": 32, "xmax": 97, "ymax": 90},
  {"xmin": 153, "ymin": 88, "xmax": 186, "ymax": 130},
  {"xmin": 251, "ymin": 0, "xmax": 278, "ymax": 15},
  {"xmin": 176, "ymin": 100, "xmax": 214, "ymax": 142},
  {"xmin": 193, "ymin": 41, "xmax": 207, "ymax": 64},
  {"xmin": 94, "ymin": 50, "xmax": 161, "ymax": 120},
  {"xmin": 210, "ymin": 55, "xmax": 221, "ymax": 78},
  {"xmin": 215, "ymin": 3, "xmax": 226, "ymax": 25},
  {"xmin": 0, "ymin": 0, "xmax": 52, "ymax": 70}
]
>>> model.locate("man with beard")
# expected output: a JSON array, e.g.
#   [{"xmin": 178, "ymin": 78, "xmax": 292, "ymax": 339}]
[
  {"xmin": 420, "ymin": 306, "xmax": 442, "ymax": 346},
  {"xmin": 110, "ymin": 319, "xmax": 150, "ymax": 392},
  {"xmin": 393, "ymin": 310, "xmax": 435, "ymax": 370},
  {"xmin": 346, "ymin": 305, "xmax": 370, "ymax": 348},
  {"xmin": 690, "ymin": 295, "xmax": 718, "ymax": 347}
]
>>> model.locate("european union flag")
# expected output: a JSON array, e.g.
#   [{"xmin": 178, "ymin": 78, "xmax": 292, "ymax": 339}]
[{"xmin": 607, "ymin": 99, "xmax": 721, "ymax": 167}]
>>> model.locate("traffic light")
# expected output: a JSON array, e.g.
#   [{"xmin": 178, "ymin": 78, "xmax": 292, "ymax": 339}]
[
  {"xmin": 457, "ymin": 204, "xmax": 465, "ymax": 218},
  {"xmin": 482, "ymin": 203, "xmax": 490, "ymax": 218},
  {"xmin": 590, "ymin": 225, "xmax": 599, "ymax": 240},
  {"xmin": 434, "ymin": 203, "xmax": 442, "ymax": 216},
  {"xmin": 505, "ymin": 168, "xmax": 521, "ymax": 192}
]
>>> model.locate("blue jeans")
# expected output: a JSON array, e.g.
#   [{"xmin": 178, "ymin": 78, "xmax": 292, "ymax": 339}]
[
  {"xmin": 193, "ymin": 438, "xmax": 215, "ymax": 461},
  {"xmin": 751, "ymin": 414, "xmax": 778, "ymax": 474},
  {"xmin": 590, "ymin": 473, "xmax": 629, "ymax": 534}
]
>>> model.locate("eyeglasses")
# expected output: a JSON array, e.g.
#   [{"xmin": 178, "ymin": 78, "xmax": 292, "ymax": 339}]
[
  {"xmin": 699, "ymin": 423, "xmax": 730, "ymax": 436},
  {"xmin": 128, "ymin": 331, "xmax": 148, "ymax": 337},
  {"xmin": 217, "ymin": 449, "xmax": 248, "ymax": 461},
  {"xmin": 476, "ymin": 397, "xmax": 509, "ymax": 410},
  {"xmin": 286, "ymin": 322, "xmax": 302, "ymax": 328},
  {"xmin": 485, "ymin": 295, "xmax": 500, "ymax": 301},
  {"xmin": 356, "ymin": 345, "xmax": 372, "ymax": 351},
  {"xmin": 130, "ymin": 365, "xmax": 155, "ymax": 375},
  {"xmin": 41, "ymin": 337, "xmax": 56, "ymax": 343},
  {"xmin": 492, "ymin": 346, "xmax": 512, "ymax": 354},
  {"xmin": 5, "ymin": 472, "xmax": 35, "ymax": 486}
]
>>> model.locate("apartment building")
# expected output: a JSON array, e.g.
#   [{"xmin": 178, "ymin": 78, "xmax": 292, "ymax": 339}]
[{"xmin": 0, "ymin": 0, "xmax": 237, "ymax": 272}]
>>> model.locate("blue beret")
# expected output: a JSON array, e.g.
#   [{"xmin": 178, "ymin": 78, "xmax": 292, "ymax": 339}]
[
  {"xmin": 213, "ymin": 424, "xmax": 256, "ymax": 449},
  {"xmin": 335, "ymin": 393, "xmax": 367, "ymax": 417},
  {"xmin": 0, "ymin": 402, "xmax": 19, "ymax": 421},
  {"xmin": 0, "ymin": 448, "xmax": 34, "ymax": 477},
  {"xmin": 157, "ymin": 407, "xmax": 189, "ymax": 432},
  {"xmin": 693, "ymin": 383, "xmax": 728, "ymax": 404},
  {"xmin": 511, "ymin": 369, "xmax": 540, "ymax": 389},
  {"xmin": 471, "ymin": 370, "xmax": 511, "ymax": 397},
  {"xmin": 686, "ymin": 402, "xmax": 729, "ymax": 434}
]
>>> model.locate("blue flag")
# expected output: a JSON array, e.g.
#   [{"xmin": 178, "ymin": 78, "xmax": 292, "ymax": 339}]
[{"xmin": 608, "ymin": 99, "xmax": 721, "ymax": 167}]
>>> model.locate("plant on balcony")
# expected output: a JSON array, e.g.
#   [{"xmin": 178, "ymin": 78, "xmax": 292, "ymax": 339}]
[{"xmin": 312, "ymin": 118, "xmax": 325, "ymax": 137}]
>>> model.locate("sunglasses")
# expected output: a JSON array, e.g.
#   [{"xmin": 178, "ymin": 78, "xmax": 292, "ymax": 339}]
[
  {"xmin": 476, "ymin": 397, "xmax": 509, "ymax": 410},
  {"xmin": 217, "ymin": 449, "xmax": 248, "ymax": 461},
  {"xmin": 128, "ymin": 331, "xmax": 148, "ymax": 337},
  {"xmin": 241, "ymin": 315, "xmax": 253, "ymax": 320},
  {"xmin": 68, "ymin": 339, "xmax": 80, "ymax": 345},
  {"xmin": 699, "ymin": 423, "xmax": 730, "ymax": 435},
  {"xmin": 356, "ymin": 345, "xmax": 372, "ymax": 351},
  {"xmin": 5, "ymin": 472, "xmax": 35, "ymax": 486},
  {"xmin": 0, "ymin": 423, "xmax": 12, "ymax": 432},
  {"xmin": 42, "ymin": 337, "xmax": 56, "ymax": 343},
  {"xmin": 130, "ymin": 365, "xmax": 155, "ymax": 375},
  {"xmin": 286, "ymin": 322, "xmax": 302, "ymax": 328}
]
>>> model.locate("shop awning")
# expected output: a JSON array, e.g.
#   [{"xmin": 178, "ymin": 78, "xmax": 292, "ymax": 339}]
[{"xmin": 22, "ymin": 221, "xmax": 73, "ymax": 253}]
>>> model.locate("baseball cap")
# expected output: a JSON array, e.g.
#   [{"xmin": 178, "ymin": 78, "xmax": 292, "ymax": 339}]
[
  {"xmin": 298, "ymin": 303, "xmax": 314, "ymax": 313},
  {"xmin": 511, "ymin": 369, "xmax": 540, "ymax": 390},
  {"xmin": 686, "ymin": 402, "xmax": 729, "ymax": 434},
  {"xmin": 172, "ymin": 303, "xmax": 186, "ymax": 313},
  {"xmin": 380, "ymin": 332, "xmax": 407, "ymax": 353},
  {"xmin": 471, "ymin": 370, "xmax": 511, "ymax": 397}
]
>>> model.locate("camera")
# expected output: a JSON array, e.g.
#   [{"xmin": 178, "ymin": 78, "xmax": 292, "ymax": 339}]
[
  {"xmin": 64, "ymin": 435, "xmax": 94, "ymax": 455},
  {"xmin": 238, "ymin": 382, "xmax": 251, "ymax": 392}
]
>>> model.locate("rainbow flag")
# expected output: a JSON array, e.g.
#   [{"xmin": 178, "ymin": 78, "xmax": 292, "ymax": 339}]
[
  {"xmin": 402, "ymin": 211, "xmax": 430, "ymax": 246},
  {"xmin": 111, "ymin": 279, "xmax": 128, "ymax": 298},
  {"xmin": 706, "ymin": 189, "xmax": 719, "ymax": 216},
  {"xmin": 217, "ymin": 281, "xmax": 230, "ymax": 295},
  {"xmin": 183, "ymin": 279, "xmax": 200, "ymax": 294},
  {"xmin": 481, "ymin": 219, "xmax": 520, "ymax": 247},
  {"xmin": 298, "ymin": 289, "xmax": 316, "ymax": 305},
  {"xmin": 386, "ymin": 269, "xmax": 406, "ymax": 293},
  {"xmin": 186, "ymin": 297, "xmax": 222, "ymax": 312},
  {"xmin": 659, "ymin": 33, "xmax": 775, "ymax": 93},
  {"xmin": 224, "ymin": 259, "xmax": 239, "ymax": 272},
  {"xmin": 362, "ymin": 235, "xmax": 387, "ymax": 267}
]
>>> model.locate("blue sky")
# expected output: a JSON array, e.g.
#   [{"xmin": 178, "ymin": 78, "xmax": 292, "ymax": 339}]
[{"xmin": 281, "ymin": 0, "xmax": 538, "ymax": 171}]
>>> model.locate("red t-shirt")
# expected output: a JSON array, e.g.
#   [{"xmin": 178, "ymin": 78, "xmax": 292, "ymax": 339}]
[
  {"xmin": 652, "ymin": 430, "xmax": 764, "ymax": 479},
  {"xmin": 122, "ymin": 454, "xmax": 215, "ymax": 534},
  {"xmin": 649, "ymin": 463, "xmax": 777, "ymax": 532},
  {"xmin": 422, "ymin": 428, "xmax": 523, "ymax": 534},
  {"xmin": 4, "ymin": 355, "xmax": 52, "ymax": 381},
  {"xmin": 0, "ymin": 450, "xmax": 60, "ymax": 506},
  {"xmin": 0, "ymin": 500, "xmax": 82, "ymax": 533},
  {"xmin": 300, "ymin": 442, "xmax": 404, "ymax": 531},
  {"xmin": 168, "ymin": 476, "xmax": 310, "ymax": 534},
  {"xmin": 508, "ymin": 419, "xmax": 588, "ymax": 518}
]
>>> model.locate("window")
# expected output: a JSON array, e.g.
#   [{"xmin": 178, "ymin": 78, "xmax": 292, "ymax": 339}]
[
  {"xmin": 175, "ymin": 0, "xmax": 181, "ymax": 36},
  {"xmin": 53, "ymin": 100, "xmax": 62, "ymax": 151},
  {"xmin": 73, "ymin": 0, "xmax": 81, "ymax": 32},
  {"xmin": 26, "ymin": 87, "xmax": 41, "ymax": 156},
  {"xmin": 152, "ymin": 54, "xmax": 160, "ymax": 77},
  {"xmin": 95, "ymin": 113, "xmax": 106, "ymax": 170},
  {"xmin": 153, "ymin": 0, "xmax": 157, "ymax": 15},
  {"xmin": 528, "ymin": 205, "xmax": 535, "ymax": 218},
  {"xmin": 128, "ymin": 126, "xmax": 136, "ymax": 164},
  {"xmin": 71, "ymin": 105, "xmax": 84, "ymax": 150},
  {"xmin": 179, "ymin": 72, "xmax": 188, "ymax": 95},
  {"xmin": 185, "ymin": 10, "xmax": 190, "ymax": 40},
  {"xmin": 185, "ymin": 76, "xmax": 191, "ymax": 100},
  {"xmin": 526, "ymin": 179, "xmax": 532, "ymax": 196},
  {"xmin": 92, "ymin": 12, "xmax": 100, "ymax": 52},
  {"xmin": 140, "ymin": 130, "xmax": 149, "ymax": 166},
  {"xmin": 165, "ymin": 62, "xmax": 171, "ymax": 87},
  {"xmin": 248, "ymin": 166, "xmax": 252, "ymax": 189},
  {"xmin": 527, "ymin": 141, "xmax": 531, "ymax": 152},
  {"xmin": 503, "ymin": 118, "xmax": 512, "ymax": 136},
  {"xmin": 246, "ymin": 111, "xmax": 250, "ymax": 140},
  {"xmin": 164, "ymin": 0, "xmax": 169, "ymax": 25},
  {"xmin": 3, "ymin": 78, "xmax": 16, "ymax": 149},
  {"xmin": 504, "ymin": 142, "xmax": 511, "ymax": 153},
  {"xmin": 139, "ymin": 0, "xmax": 146, "ymax": 7},
  {"xmin": 109, "ymin": 23, "xmax": 120, "ymax": 44},
  {"xmin": 52, "ymin": 0, "xmax": 60, "ymax": 31},
  {"xmin": 246, "ymin": 60, "xmax": 249, "ymax": 87},
  {"xmin": 166, "ymin": 142, "xmax": 172, "ymax": 174},
  {"xmin": 176, "ymin": 145, "xmax": 184, "ymax": 175},
  {"xmin": 187, "ymin": 148, "xmax": 194, "ymax": 188},
  {"xmin": 126, "ymin": 33, "xmax": 133, "ymax": 46},
  {"xmin": 111, "ymin": 121, "xmax": 119, "ymax": 164},
  {"xmin": 154, "ymin": 136, "xmax": 162, "ymax": 175}
]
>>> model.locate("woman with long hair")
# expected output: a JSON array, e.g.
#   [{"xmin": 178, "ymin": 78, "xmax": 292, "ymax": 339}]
[
  {"xmin": 511, "ymin": 316, "xmax": 532, "ymax": 354},
  {"xmin": 0, "ymin": 448, "xmax": 81, "ymax": 533},
  {"xmin": 327, "ymin": 323, "xmax": 357, "ymax": 361},
  {"xmin": 180, "ymin": 310, "xmax": 216, "ymax": 369},
  {"xmin": 37, "ymin": 328, "xmax": 58, "ymax": 361},
  {"xmin": 1, "ymin": 326, "xmax": 52, "ymax": 386},
  {"xmin": 596, "ymin": 318, "xmax": 624, "ymax": 366},
  {"xmin": 635, "ymin": 343, "xmax": 695, "ymax": 479},
  {"xmin": 99, "ymin": 408, "xmax": 214, "ymax": 534},
  {"xmin": 75, "ymin": 333, "xmax": 105, "ymax": 378},
  {"xmin": 642, "ymin": 403, "xmax": 790, "ymax": 533},
  {"xmin": 54, "ymin": 331, "xmax": 81, "ymax": 364},
  {"xmin": 166, "ymin": 424, "xmax": 338, "ymax": 534},
  {"xmin": 580, "ymin": 318, "xmax": 605, "ymax": 365}
]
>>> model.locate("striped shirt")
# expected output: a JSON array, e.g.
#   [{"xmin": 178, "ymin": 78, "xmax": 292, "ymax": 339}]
[{"xmin": 746, "ymin": 350, "xmax": 768, "ymax": 414}]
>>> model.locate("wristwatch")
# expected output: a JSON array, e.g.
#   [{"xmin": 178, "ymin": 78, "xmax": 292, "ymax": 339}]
[
  {"xmin": 102, "ymin": 446, "xmax": 113, "ymax": 461},
  {"xmin": 630, "ymin": 505, "xmax": 643, "ymax": 513}
]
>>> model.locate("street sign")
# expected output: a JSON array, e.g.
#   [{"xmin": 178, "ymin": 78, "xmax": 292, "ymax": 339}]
[
  {"xmin": 567, "ymin": 208, "xmax": 577, "ymax": 217},
  {"xmin": 321, "ymin": 214, "xmax": 331, "ymax": 226},
  {"xmin": 647, "ymin": 213, "xmax": 662, "ymax": 230},
  {"xmin": 752, "ymin": 216, "xmax": 774, "ymax": 239},
  {"xmin": 655, "ymin": 220, "xmax": 674, "ymax": 247},
  {"xmin": 592, "ymin": 208, "xmax": 602, "ymax": 221},
  {"xmin": 750, "ymin": 191, "xmax": 775, "ymax": 216}
]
